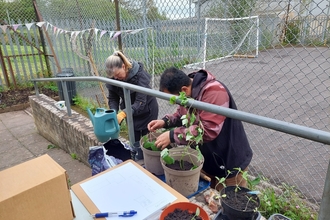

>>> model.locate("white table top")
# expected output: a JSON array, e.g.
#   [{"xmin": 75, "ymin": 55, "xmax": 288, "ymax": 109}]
[
  {"xmin": 71, "ymin": 190, "xmax": 94, "ymax": 220},
  {"xmin": 70, "ymin": 189, "xmax": 162, "ymax": 220}
]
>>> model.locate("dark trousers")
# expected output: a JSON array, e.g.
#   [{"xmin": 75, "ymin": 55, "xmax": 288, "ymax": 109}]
[{"xmin": 134, "ymin": 129, "xmax": 149, "ymax": 144}]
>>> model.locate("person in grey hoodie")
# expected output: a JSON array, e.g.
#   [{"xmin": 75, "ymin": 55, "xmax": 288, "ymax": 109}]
[{"xmin": 105, "ymin": 51, "xmax": 159, "ymax": 160}]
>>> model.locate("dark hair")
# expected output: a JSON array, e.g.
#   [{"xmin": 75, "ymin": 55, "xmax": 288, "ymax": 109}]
[{"xmin": 159, "ymin": 67, "xmax": 191, "ymax": 94}]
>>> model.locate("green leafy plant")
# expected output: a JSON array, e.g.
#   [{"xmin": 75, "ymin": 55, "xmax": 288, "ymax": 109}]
[
  {"xmin": 214, "ymin": 168, "xmax": 261, "ymax": 213},
  {"xmin": 141, "ymin": 132, "xmax": 163, "ymax": 151},
  {"xmin": 216, "ymin": 169, "xmax": 318, "ymax": 219},
  {"xmin": 42, "ymin": 82, "xmax": 59, "ymax": 92},
  {"xmin": 47, "ymin": 144, "xmax": 58, "ymax": 149},
  {"xmin": 284, "ymin": 21, "xmax": 300, "ymax": 45},
  {"xmin": 72, "ymin": 95, "xmax": 101, "ymax": 113},
  {"xmin": 161, "ymin": 148, "xmax": 175, "ymax": 164},
  {"xmin": 160, "ymin": 92, "xmax": 204, "ymax": 170},
  {"xmin": 259, "ymin": 182, "xmax": 318, "ymax": 219},
  {"xmin": 70, "ymin": 153, "xmax": 77, "ymax": 160}
]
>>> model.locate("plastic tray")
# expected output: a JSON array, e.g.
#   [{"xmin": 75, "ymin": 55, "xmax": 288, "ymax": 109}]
[{"xmin": 156, "ymin": 174, "xmax": 210, "ymax": 199}]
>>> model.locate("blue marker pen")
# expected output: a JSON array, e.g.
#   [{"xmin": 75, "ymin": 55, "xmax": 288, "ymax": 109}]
[{"xmin": 92, "ymin": 210, "xmax": 137, "ymax": 218}]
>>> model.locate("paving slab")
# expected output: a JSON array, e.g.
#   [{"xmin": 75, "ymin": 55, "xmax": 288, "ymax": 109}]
[
  {"xmin": 0, "ymin": 142, "xmax": 35, "ymax": 171},
  {"xmin": 0, "ymin": 129, "xmax": 16, "ymax": 145},
  {"xmin": 0, "ymin": 109, "xmax": 93, "ymax": 185}
]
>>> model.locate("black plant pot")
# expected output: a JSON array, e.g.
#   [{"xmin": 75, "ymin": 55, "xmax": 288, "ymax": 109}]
[
  {"xmin": 219, "ymin": 186, "xmax": 260, "ymax": 220},
  {"xmin": 268, "ymin": 214, "xmax": 292, "ymax": 220},
  {"xmin": 213, "ymin": 210, "xmax": 261, "ymax": 220}
]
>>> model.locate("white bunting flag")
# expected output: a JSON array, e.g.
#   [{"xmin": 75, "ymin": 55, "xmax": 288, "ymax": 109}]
[{"xmin": 25, "ymin": 23, "xmax": 34, "ymax": 30}]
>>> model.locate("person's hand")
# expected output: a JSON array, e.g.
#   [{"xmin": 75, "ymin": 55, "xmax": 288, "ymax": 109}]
[
  {"xmin": 147, "ymin": 120, "xmax": 165, "ymax": 132},
  {"xmin": 155, "ymin": 131, "xmax": 171, "ymax": 150},
  {"xmin": 117, "ymin": 111, "xmax": 126, "ymax": 125}
]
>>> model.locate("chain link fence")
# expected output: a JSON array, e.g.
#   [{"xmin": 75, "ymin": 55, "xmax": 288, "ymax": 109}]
[{"xmin": 1, "ymin": 0, "xmax": 329, "ymax": 210}]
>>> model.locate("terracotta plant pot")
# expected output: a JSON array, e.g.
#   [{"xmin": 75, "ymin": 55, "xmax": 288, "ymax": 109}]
[
  {"xmin": 160, "ymin": 202, "xmax": 210, "ymax": 220},
  {"xmin": 160, "ymin": 147, "xmax": 204, "ymax": 197},
  {"xmin": 220, "ymin": 186, "xmax": 260, "ymax": 220}
]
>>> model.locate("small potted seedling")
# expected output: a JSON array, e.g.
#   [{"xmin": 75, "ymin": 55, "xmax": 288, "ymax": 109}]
[
  {"xmin": 214, "ymin": 168, "xmax": 261, "ymax": 220},
  {"xmin": 160, "ymin": 92, "xmax": 205, "ymax": 197},
  {"xmin": 140, "ymin": 130, "xmax": 175, "ymax": 175}
]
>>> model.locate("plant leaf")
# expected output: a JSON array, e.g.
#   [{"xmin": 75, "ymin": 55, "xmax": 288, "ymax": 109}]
[
  {"xmin": 195, "ymin": 207, "xmax": 200, "ymax": 216},
  {"xmin": 169, "ymin": 96, "xmax": 177, "ymax": 105},
  {"xmin": 186, "ymin": 133, "xmax": 193, "ymax": 141}
]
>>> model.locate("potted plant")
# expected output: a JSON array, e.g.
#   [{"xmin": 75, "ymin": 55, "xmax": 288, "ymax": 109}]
[
  {"xmin": 160, "ymin": 202, "xmax": 210, "ymax": 220},
  {"xmin": 140, "ymin": 130, "xmax": 174, "ymax": 175},
  {"xmin": 216, "ymin": 168, "xmax": 261, "ymax": 220},
  {"xmin": 268, "ymin": 214, "xmax": 292, "ymax": 220},
  {"xmin": 160, "ymin": 92, "xmax": 205, "ymax": 197}
]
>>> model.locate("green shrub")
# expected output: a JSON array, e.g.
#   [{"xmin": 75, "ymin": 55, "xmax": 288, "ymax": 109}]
[{"xmin": 284, "ymin": 21, "xmax": 300, "ymax": 44}]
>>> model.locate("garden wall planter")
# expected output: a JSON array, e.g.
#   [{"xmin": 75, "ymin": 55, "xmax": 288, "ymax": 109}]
[
  {"xmin": 160, "ymin": 147, "xmax": 204, "ymax": 197},
  {"xmin": 220, "ymin": 186, "xmax": 260, "ymax": 220},
  {"xmin": 160, "ymin": 202, "xmax": 210, "ymax": 220}
]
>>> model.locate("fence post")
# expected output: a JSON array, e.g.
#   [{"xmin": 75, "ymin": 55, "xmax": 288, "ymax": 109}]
[{"xmin": 319, "ymin": 160, "xmax": 330, "ymax": 219}]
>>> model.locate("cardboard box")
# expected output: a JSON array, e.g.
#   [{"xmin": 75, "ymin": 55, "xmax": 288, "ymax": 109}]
[{"xmin": 0, "ymin": 154, "xmax": 75, "ymax": 220}]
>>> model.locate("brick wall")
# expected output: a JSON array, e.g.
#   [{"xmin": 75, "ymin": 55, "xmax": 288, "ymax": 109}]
[{"xmin": 29, "ymin": 94, "xmax": 102, "ymax": 166}]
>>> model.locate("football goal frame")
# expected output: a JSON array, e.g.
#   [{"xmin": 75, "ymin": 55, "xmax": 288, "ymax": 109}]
[{"xmin": 185, "ymin": 15, "xmax": 259, "ymax": 70}]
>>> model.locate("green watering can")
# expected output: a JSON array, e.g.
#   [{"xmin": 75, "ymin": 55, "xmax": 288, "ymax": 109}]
[{"xmin": 87, "ymin": 108, "xmax": 120, "ymax": 143}]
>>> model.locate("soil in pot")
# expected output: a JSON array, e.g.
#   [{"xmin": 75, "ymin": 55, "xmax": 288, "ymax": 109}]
[
  {"xmin": 220, "ymin": 186, "xmax": 260, "ymax": 220},
  {"xmin": 166, "ymin": 160, "xmax": 194, "ymax": 170},
  {"xmin": 222, "ymin": 187, "xmax": 259, "ymax": 211},
  {"xmin": 161, "ymin": 148, "xmax": 204, "ymax": 197},
  {"xmin": 160, "ymin": 202, "xmax": 209, "ymax": 220},
  {"xmin": 163, "ymin": 208, "xmax": 203, "ymax": 220}
]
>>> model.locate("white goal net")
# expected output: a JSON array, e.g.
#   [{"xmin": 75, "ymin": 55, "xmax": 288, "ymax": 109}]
[{"xmin": 185, "ymin": 16, "xmax": 259, "ymax": 70}]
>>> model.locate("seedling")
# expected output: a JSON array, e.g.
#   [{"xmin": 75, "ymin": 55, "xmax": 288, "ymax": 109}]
[
  {"xmin": 161, "ymin": 92, "xmax": 204, "ymax": 170},
  {"xmin": 191, "ymin": 207, "xmax": 200, "ymax": 220},
  {"xmin": 215, "ymin": 168, "xmax": 261, "ymax": 212},
  {"xmin": 141, "ymin": 133, "xmax": 161, "ymax": 151}
]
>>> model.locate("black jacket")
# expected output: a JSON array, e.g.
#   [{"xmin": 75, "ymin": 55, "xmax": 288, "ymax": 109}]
[{"xmin": 106, "ymin": 61, "xmax": 159, "ymax": 131}]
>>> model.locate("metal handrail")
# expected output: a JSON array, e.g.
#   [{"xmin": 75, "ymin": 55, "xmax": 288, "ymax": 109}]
[
  {"xmin": 31, "ymin": 76, "xmax": 330, "ymax": 218},
  {"xmin": 32, "ymin": 76, "xmax": 330, "ymax": 145}
]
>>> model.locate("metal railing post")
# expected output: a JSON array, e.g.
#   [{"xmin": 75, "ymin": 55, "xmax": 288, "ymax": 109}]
[
  {"xmin": 318, "ymin": 161, "xmax": 330, "ymax": 219},
  {"xmin": 61, "ymin": 81, "xmax": 72, "ymax": 116},
  {"xmin": 123, "ymin": 88, "xmax": 135, "ymax": 147},
  {"xmin": 33, "ymin": 81, "xmax": 39, "ymax": 96}
]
